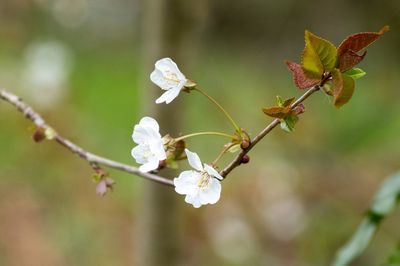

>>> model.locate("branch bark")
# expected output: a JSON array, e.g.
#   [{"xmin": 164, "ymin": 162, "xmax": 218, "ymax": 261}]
[
  {"xmin": 220, "ymin": 85, "xmax": 321, "ymax": 178},
  {"xmin": 1, "ymin": 83, "xmax": 322, "ymax": 185},
  {"xmin": 0, "ymin": 88, "xmax": 174, "ymax": 186}
]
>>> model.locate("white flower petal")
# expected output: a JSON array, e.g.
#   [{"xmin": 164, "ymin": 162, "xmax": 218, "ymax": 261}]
[
  {"xmin": 185, "ymin": 194, "xmax": 203, "ymax": 208},
  {"xmin": 150, "ymin": 69, "xmax": 168, "ymax": 90},
  {"xmin": 139, "ymin": 116, "xmax": 160, "ymax": 133},
  {"xmin": 155, "ymin": 58, "xmax": 181, "ymax": 75},
  {"xmin": 155, "ymin": 58, "xmax": 186, "ymax": 82},
  {"xmin": 131, "ymin": 145, "xmax": 148, "ymax": 164},
  {"xmin": 204, "ymin": 164, "xmax": 223, "ymax": 181},
  {"xmin": 132, "ymin": 125, "xmax": 148, "ymax": 144},
  {"xmin": 199, "ymin": 178, "xmax": 221, "ymax": 204},
  {"xmin": 185, "ymin": 149, "xmax": 203, "ymax": 171},
  {"xmin": 174, "ymin": 170, "xmax": 200, "ymax": 195},
  {"xmin": 164, "ymin": 86, "xmax": 183, "ymax": 104},
  {"xmin": 155, "ymin": 86, "xmax": 182, "ymax": 104},
  {"xmin": 139, "ymin": 156, "xmax": 160, "ymax": 173},
  {"xmin": 132, "ymin": 116, "xmax": 161, "ymax": 143},
  {"xmin": 151, "ymin": 58, "xmax": 187, "ymax": 104},
  {"xmin": 131, "ymin": 116, "xmax": 166, "ymax": 171},
  {"xmin": 149, "ymin": 139, "xmax": 167, "ymax": 160}
]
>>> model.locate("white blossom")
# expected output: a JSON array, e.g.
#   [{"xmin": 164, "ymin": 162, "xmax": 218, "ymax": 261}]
[
  {"xmin": 131, "ymin": 117, "xmax": 166, "ymax": 172},
  {"xmin": 150, "ymin": 58, "xmax": 187, "ymax": 104},
  {"xmin": 174, "ymin": 149, "xmax": 222, "ymax": 208}
]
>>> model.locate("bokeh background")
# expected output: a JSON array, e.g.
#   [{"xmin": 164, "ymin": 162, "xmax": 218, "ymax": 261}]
[{"xmin": 0, "ymin": 0, "xmax": 400, "ymax": 265}]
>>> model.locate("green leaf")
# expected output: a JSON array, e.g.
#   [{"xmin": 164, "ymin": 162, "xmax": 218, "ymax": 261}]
[
  {"xmin": 228, "ymin": 144, "xmax": 241, "ymax": 153},
  {"xmin": 280, "ymin": 114, "xmax": 299, "ymax": 132},
  {"xmin": 166, "ymin": 158, "xmax": 179, "ymax": 169},
  {"xmin": 331, "ymin": 68, "xmax": 355, "ymax": 108},
  {"xmin": 301, "ymin": 31, "xmax": 338, "ymax": 78},
  {"xmin": 371, "ymin": 172, "xmax": 400, "ymax": 215},
  {"xmin": 92, "ymin": 173, "xmax": 102, "ymax": 182},
  {"xmin": 282, "ymin": 97, "xmax": 295, "ymax": 108},
  {"xmin": 384, "ymin": 243, "xmax": 400, "ymax": 266},
  {"xmin": 332, "ymin": 219, "xmax": 377, "ymax": 266},
  {"xmin": 331, "ymin": 171, "xmax": 400, "ymax": 266},
  {"xmin": 276, "ymin": 95, "xmax": 284, "ymax": 106},
  {"xmin": 344, "ymin": 68, "xmax": 366, "ymax": 80}
]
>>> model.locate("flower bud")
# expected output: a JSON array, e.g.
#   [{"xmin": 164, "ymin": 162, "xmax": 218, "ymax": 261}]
[
  {"xmin": 158, "ymin": 159, "xmax": 167, "ymax": 170},
  {"xmin": 96, "ymin": 177, "xmax": 115, "ymax": 196},
  {"xmin": 239, "ymin": 129, "xmax": 251, "ymax": 149},
  {"xmin": 163, "ymin": 134, "xmax": 186, "ymax": 160},
  {"xmin": 32, "ymin": 128, "xmax": 46, "ymax": 142},
  {"xmin": 240, "ymin": 139, "xmax": 250, "ymax": 149},
  {"xmin": 241, "ymin": 155, "xmax": 250, "ymax": 164},
  {"xmin": 293, "ymin": 103, "xmax": 305, "ymax": 115}
]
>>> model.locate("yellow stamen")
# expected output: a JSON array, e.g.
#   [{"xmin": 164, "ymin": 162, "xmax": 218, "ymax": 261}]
[{"xmin": 198, "ymin": 171, "xmax": 211, "ymax": 189}]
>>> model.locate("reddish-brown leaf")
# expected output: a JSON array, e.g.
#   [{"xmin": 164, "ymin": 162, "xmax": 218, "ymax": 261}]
[
  {"xmin": 337, "ymin": 26, "xmax": 389, "ymax": 56},
  {"xmin": 286, "ymin": 61, "xmax": 320, "ymax": 89},
  {"xmin": 262, "ymin": 106, "xmax": 291, "ymax": 119},
  {"xmin": 338, "ymin": 50, "xmax": 366, "ymax": 72}
]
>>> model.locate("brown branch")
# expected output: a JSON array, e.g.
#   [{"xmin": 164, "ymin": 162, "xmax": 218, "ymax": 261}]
[
  {"xmin": 0, "ymin": 88, "xmax": 174, "ymax": 187},
  {"xmin": 220, "ymin": 84, "xmax": 321, "ymax": 178},
  {"xmin": 1, "ymin": 76, "xmax": 326, "ymax": 186}
]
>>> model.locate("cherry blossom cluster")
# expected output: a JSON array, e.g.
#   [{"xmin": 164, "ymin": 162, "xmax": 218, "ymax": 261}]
[{"xmin": 131, "ymin": 58, "xmax": 234, "ymax": 208}]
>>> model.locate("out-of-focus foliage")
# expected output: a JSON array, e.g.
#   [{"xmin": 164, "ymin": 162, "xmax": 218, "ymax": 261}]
[
  {"xmin": 332, "ymin": 171, "xmax": 400, "ymax": 266},
  {"xmin": 385, "ymin": 244, "xmax": 400, "ymax": 266}
]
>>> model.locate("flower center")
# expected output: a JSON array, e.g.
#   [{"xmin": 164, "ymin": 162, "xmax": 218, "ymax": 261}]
[
  {"xmin": 198, "ymin": 171, "xmax": 211, "ymax": 189},
  {"xmin": 162, "ymin": 71, "xmax": 180, "ymax": 85}
]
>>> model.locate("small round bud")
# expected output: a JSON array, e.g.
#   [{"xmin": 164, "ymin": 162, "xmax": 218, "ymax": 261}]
[
  {"xmin": 293, "ymin": 104, "xmax": 305, "ymax": 115},
  {"xmin": 240, "ymin": 140, "xmax": 250, "ymax": 149},
  {"xmin": 158, "ymin": 160, "xmax": 167, "ymax": 170},
  {"xmin": 32, "ymin": 128, "xmax": 46, "ymax": 142},
  {"xmin": 241, "ymin": 155, "xmax": 250, "ymax": 164}
]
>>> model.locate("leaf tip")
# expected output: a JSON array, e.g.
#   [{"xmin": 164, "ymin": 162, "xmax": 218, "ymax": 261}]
[
  {"xmin": 379, "ymin": 25, "xmax": 390, "ymax": 34},
  {"xmin": 304, "ymin": 30, "xmax": 313, "ymax": 39}
]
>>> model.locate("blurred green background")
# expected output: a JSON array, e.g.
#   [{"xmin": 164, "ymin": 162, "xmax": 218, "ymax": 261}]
[{"xmin": 0, "ymin": 0, "xmax": 400, "ymax": 265}]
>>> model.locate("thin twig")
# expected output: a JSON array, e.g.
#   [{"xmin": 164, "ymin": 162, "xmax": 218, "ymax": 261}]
[
  {"xmin": 220, "ymin": 85, "xmax": 321, "ymax": 178},
  {"xmin": 0, "ymin": 88, "xmax": 174, "ymax": 187},
  {"xmin": 1, "ymin": 81, "xmax": 323, "ymax": 186}
]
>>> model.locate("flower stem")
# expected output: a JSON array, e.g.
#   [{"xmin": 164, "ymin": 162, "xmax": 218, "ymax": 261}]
[
  {"xmin": 174, "ymin": 131, "xmax": 235, "ymax": 142},
  {"xmin": 193, "ymin": 87, "xmax": 241, "ymax": 132},
  {"xmin": 212, "ymin": 143, "xmax": 237, "ymax": 166}
]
